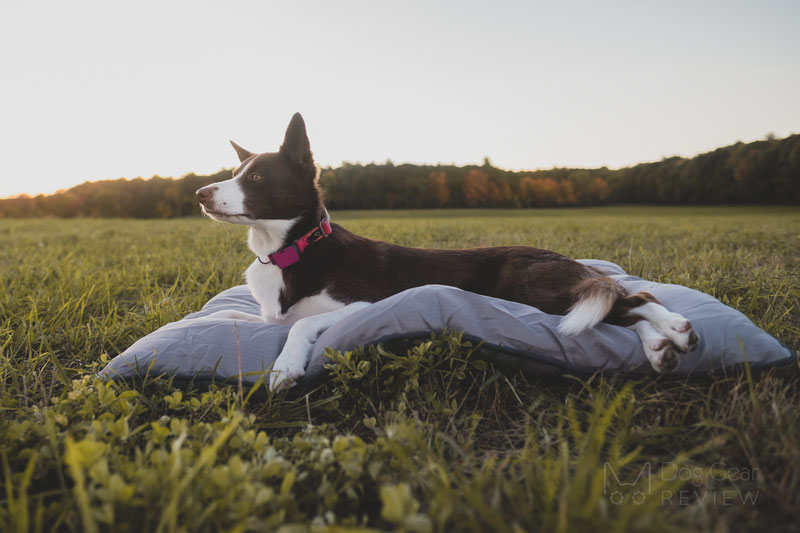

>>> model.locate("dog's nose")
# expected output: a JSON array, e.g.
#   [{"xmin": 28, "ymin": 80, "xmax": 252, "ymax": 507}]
[{"xmin": 196, "ymin": 186, "xmax": 218, "ymax": 203}]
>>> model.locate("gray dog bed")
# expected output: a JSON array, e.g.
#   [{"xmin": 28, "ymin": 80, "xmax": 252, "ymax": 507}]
[{"xmin": 99, "ymin": 260, "xmax": 795, "ymax": 389}]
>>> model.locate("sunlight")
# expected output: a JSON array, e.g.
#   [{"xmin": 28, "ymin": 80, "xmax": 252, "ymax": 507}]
[{"xmin": 1, "ymin": 1, "xmax": 798, "ymax": 198}]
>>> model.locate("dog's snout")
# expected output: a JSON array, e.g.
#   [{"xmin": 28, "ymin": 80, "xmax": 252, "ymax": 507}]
[{"xmin": 196, "ymin": 186, "xmax": 218, "ymax": 203}]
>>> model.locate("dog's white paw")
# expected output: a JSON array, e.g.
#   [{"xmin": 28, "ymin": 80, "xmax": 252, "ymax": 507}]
[
  {"xmin": 644, "ymin": 337, "xmax": 678, "ymax": 374},
  {"xmin": 643, "ymin": 336, "xmax": 680, "ymax": 373},
  {"xmin": 269, "ymin": 343, "xmax": 312, "ymax": 391},
  {"xmin": 630, "ymin": 318, "xmax": 685, "ymax": 373},
  {"xmin": 653, "ymin": 312, "xmax": 700, "ymax": 353}
]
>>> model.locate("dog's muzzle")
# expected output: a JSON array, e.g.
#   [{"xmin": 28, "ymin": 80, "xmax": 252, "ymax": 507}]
[{"xmin": 196, "ymin": 185, "xmax": 218, "ymax": 209}]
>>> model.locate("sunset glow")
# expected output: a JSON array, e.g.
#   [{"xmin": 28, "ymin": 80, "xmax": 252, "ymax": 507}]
[{"xmin": 1, "ymin": 0, "xmax": 798, "ymax": 198}]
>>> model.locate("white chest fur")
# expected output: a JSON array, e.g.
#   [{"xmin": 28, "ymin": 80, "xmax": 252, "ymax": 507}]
[
  {"xmin": 245, "ymin": 221, "xmax": 345, "ymax": 325},
  {"xmin": 245, "ymin": 259, "xmax": 288, "ymax": 323},
  {"xmin": 245, "ymin": 261, "xmax": 346, "ymax": 324}
]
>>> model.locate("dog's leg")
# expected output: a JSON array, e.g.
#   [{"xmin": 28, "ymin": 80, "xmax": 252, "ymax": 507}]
[
  {"xmin": 270, "ymin": 301, "xmax": 371, "ymax": 391},
  {"xmin": 628, "ymin": 319, "xmax": 680, "ymax": 372},
  {"xmin": 610, "ymin": 291, "xmax": 699, "ymax": 373},
  {"xmin": 626, "ymin": 301, "xmax": 699, "ymax": 354},
  {"xmin": 186, "ymin": 310, "xmax": 265, "ymax": 322}
]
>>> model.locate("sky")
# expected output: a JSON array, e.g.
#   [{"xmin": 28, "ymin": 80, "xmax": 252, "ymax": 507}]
[{"xmin": 1, "ymin": 0, "xmax": 799, "ymax": 198}]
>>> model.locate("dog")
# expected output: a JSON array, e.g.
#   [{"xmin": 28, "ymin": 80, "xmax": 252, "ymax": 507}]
[{"xmin": 196, "ymin": 113, "xmax": 699, "ymax": 390}]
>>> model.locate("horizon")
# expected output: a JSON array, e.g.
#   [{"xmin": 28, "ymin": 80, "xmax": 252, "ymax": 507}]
[
  {"xmin": 1, "ymin": 0, "xmax": 799, "ymax": 198},
  {"xmin": 0, "ymin": 130, "xmax": 793, "ymax": 200}
]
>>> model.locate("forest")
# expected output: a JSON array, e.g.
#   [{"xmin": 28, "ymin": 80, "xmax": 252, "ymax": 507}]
[{"xmin": 1, "ymin": 133, "xmax": 797, "ymax": 218}]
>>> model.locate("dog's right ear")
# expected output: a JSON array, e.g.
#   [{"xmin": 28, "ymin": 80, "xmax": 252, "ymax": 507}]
[
  {"xmin": 230, "ymin": 141, "xmax": 255, "ymax": 163},
  {"xmin": 280, "ymin": 113, "xmax": 314, "ymax": 173}
]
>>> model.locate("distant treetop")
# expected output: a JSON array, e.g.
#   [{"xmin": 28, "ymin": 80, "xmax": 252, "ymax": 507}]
[{"xmin": 0, "ymin": 134, "xmax": 797, "ymax": 218}]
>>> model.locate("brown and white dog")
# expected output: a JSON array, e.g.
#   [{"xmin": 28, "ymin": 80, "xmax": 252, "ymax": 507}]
[{"xmin": 196, "ymin": 113, "xmax": 699, "ymax": 390}]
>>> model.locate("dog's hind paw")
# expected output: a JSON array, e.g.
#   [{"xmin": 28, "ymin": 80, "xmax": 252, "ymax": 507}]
[
  {"xmin": 645, "ymin": 338, "xmax": 680, "ymax": 373},
  {"xmin": 650, "ymin": 311, "xmax": 700, "ymax": 354},
  {"xmin": 630, "ymin": 319, "xmax": 684, "ymax": 373}
]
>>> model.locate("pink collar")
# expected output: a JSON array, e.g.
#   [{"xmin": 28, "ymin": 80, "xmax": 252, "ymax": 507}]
[{"xmin": 257, "ymin": 218, "xmax": 332, "ymax": 269}]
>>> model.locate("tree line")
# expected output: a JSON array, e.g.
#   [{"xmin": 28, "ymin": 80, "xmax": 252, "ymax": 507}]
[{"xmin": 1, "ymin": 134, "xmax": 797, "ymax": 218}]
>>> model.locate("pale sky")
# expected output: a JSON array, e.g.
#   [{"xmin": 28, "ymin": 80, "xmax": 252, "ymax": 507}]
[{"xmin": 1, "ymin": 0, "xmax": 799, "ymax": 198}]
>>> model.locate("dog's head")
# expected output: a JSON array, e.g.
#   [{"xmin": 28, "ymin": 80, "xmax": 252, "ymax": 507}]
[{"xmin": 196, "ymin": 113, "xmax": 320, "ymax": 225}]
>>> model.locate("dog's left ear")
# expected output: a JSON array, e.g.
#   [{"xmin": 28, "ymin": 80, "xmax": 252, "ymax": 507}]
[
  {"xmin": 230, "ymin": 141, "xmax": 255, "ymax": 163},
  {"xmin": 280, "ymin": 113, "xmax": 314, "ymax": 174}
]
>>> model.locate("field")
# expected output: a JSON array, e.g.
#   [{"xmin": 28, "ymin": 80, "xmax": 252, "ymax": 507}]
[{"xmin": 1, "ymin": 206, "xmax": 798, "ymax": 532}]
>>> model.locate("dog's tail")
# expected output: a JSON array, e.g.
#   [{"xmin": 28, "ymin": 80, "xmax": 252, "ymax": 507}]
[{"xmin": 557, "ymin": 276, "xmax": 626, "ymax": 336}]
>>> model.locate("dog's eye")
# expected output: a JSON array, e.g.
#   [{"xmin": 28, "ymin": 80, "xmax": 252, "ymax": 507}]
[{"xmin": 250, "ymin": 173, "xmax": 263, "ymax": 181}]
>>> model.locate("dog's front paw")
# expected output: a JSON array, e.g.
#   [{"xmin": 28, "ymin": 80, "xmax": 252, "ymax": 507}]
[{"xmin": 269, "ymin": 344, "xmax": 311, "ymax": 391}]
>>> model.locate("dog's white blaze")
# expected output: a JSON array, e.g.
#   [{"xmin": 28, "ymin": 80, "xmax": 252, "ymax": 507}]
[
  {"xmin": 557, "ymin": 293, "xmax": 615, "ymax": 336},
  {"xmin": 233, "ymin": 157, "xmax": 256, "ymax": 179},
  {"xmin": 210, "ymin": 175, "xmax": 246, "ymax": 215},
  {"xmin": 201, "ymin": 158, "xmax": 256, "ymax": 216}
]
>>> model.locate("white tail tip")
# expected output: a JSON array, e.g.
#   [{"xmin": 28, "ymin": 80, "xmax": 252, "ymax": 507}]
[{"xmin": 557, "ymin": 294, "xmax": 615, "ymax": 336}]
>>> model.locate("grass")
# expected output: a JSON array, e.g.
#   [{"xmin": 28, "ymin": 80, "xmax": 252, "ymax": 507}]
[{"xmin": 0, "ymin": 206, "xmax": 798, "ymax": 532}]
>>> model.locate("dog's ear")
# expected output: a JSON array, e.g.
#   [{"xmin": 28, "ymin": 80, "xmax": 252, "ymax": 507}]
[
  {"xmin": 230, "ymin": 141, "xmax": 255, "ymax": 163},
  {"xmin": 280, "ymin": 113, "xmax": 314, "ymax": 174}
]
